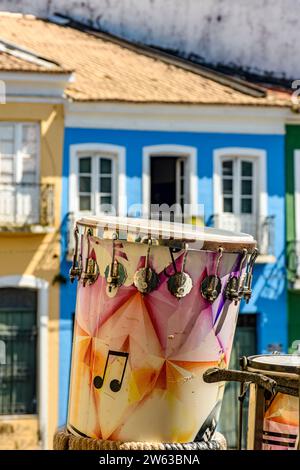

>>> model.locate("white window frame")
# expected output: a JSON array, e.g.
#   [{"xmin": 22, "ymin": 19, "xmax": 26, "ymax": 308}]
[
  {"xmin": 213, "ymin": 147, "xmax": 267, "ymax": 220},
  {"xmin": 142, "ymin": 145, "xmax": 198, "ymax": 218},
  {"xmin": 218, "ymin": 155, "xmax": 258, "ymax": 216},
  {"xmin": 0, "ymin": 122, "xmax": 40, "ymax": 185},
  {"xmin": 0, "ymin": 275, "xmax": 48, "ymax": 450},
  {"xmin": 69, "ymin": 144, "xmax": 126, "ymax": 217}
]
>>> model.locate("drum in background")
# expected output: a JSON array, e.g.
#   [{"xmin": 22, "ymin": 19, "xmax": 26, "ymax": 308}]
[
  {"xmin": 67, "ymin": 216, "xmax": 257, "ymax": 443},
  {"xmin": 246, "ymin": 355, "xmax": 300, "ymax": 450}
]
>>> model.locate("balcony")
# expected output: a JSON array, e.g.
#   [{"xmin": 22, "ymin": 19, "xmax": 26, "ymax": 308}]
[
  {"xmin": 208, "ymin": 214, "xmax": 276, "ymax": 262},
  {"xmin": 0, "ymin": 183, "xmax": 54, "ymax": 232}
]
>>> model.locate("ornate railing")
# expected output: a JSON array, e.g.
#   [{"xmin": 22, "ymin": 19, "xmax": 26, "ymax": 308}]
[
  {"xmin": 207, "ymin": 214, "xmax": 275, "ymax": 256},
  {"xmin": 0, "ymin": 183, "xmax": 54, "ymax": 229},
  {"xmin": 286, "ymin": 240, "xmax": 300, "ymax": 284}
]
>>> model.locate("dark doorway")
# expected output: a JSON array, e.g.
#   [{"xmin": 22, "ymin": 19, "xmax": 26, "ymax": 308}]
[
  {"xmin": 218, "ymin": 313, "xmax": 257, "ymax": 449},
  {"xmin": 150, "ymin": 156, "xmax": 186, "ymax": 221},
  {"xmin": 150, "ymin": 157, "xmax": 177, "ymax": 207}
]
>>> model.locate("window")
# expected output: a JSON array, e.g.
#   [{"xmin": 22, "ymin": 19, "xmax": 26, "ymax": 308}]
[
  {"xmin": 0, "ymin": 123, "xmax": 39, "ymax": 185},
  {"xmin": 150, "ymin": 156, "xmax": 187, "ymax": 220},
  {"xmin": 78, "ymin": 155, "xmax": 114, "ymax": 213},
  {"xmin": 70, "ymin": 144, "xmax": 126, "ymax": 217},
  {"xmin": 213, "ymin": 148, "xmax": 272, "ymax": 255},
  {"xmin": 221, "ymin": 157, "xmax": 256, "ymax": 215},
  {"xmin": 0, "ymin": 123, "xmax": 40, "ymax": 225},
  {"xmin": 217, "ymin": 155, "xmax": 257, "ymax": 234},
  {"xmin": 0, "ymin": 288, "xmax": 37, "ymax": 415},
  {"xmin": 142, "ymin": 145, "xmax": 198, "ymax": 220}
]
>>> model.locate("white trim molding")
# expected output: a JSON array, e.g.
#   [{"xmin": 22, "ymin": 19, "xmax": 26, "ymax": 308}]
[
  {"xmin": 142, "ymin": 144, "xmax": 198, "ymax": 217},
  {"xmin": 213, "ymin": 147, "xmax": 267, "ymax": 219},
  {"xmin": 0, "ymin": 275, "xmax": 49, "ymax": 450},
  {"xmin": 65, "ymin": 102, "xmax": 291, "ymax": 135},
  {"xmin": 0, "ymin": 71, "xmax": 73, "ymax": 101},
  {"xmin": 69, "ymin": 143, "xmax": 126, "ymax": 217}
]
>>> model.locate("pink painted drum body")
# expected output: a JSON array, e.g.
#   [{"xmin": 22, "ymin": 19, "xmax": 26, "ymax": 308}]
[
  {"xmin": 247, "ymin": 355, "xmax": 300, "ymax": 450},
  {"xmin": 67, "ymin": 216, "xmax": 256, "ymax": 443}
]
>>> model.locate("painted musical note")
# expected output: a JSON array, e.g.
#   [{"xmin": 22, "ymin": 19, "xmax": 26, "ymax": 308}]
[{"xmin": 93, "ymin": 350, "xmax": 129, "ymax": 392}]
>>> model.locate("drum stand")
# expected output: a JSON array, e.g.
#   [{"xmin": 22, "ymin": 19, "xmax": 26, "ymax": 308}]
[
  {"xmin": 203, "ymin": 358, "xmax": 300, "ymax": 450},
  {"xmin": 53, "ymin": 429, "xmax": 227, "ymax": 450}
]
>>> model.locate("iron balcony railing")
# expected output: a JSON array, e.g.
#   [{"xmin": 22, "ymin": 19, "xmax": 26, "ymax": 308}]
[
  {"xmin": 0, "ymin": 183, "xmax": 54, "ymax": 229},
  {"xmin": 286, "ymin": 241, "xmax": 300, "ymax": 284},
  {"xmin": 208, "ymin": 214, "xmax": 275, "ymax": 256}
]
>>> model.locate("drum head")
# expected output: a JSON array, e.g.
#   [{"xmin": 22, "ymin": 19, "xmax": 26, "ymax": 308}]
[
  {"xmin": 76, "ymin": 215, "xmax": 256, "ymax": 252},
  {"xmin": 247, "ymin": 354, "xmax": 300, "ymax": 374}
]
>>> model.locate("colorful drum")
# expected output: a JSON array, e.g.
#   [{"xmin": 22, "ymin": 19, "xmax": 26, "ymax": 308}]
[
  {"xmin": 246, "ymin": 355, "xmax": 300, "ymax": 450},
  {"xmin": 67, "ymin": 216, "xmax": 256, "ymax": 443}
]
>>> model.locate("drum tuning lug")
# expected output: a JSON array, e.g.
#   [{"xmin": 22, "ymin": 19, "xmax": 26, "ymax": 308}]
[
  {"xmin": 69, "ymin": 225, "xmax": 82, "ymax": 283},
  {"xmin": 166, "ymin": 244, "xmax": 193, "ymax": 299},
  {"xmin": 81, "ymin": 257, "xmax": 99, "ymax": 287},
  {"xmin": 105, "ymin": 233, "xmax": 127, "ymax": 292},
  {"xmin": 81, "ymin": 229, "xmax": 99, "ymax": 287},
  {"xmin": 225, "ymin": 249, "xmax": 247, "ymax": 304},
  {"xmin": 225, "ymin": 276, "xmax": 240, "ymax": 303},
  {"xmin": 133, "ymin": 239, "xmax": 159, "ymax": 294},
  {"xmin": 201, "ymin": 248, "xmax": 223, "ymax": 303},
  {"xmin": 243, "ymin": 248, "xmax": 258, "ymax": 303}
]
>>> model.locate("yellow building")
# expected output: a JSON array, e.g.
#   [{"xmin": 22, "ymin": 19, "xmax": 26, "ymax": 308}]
[{"xmin": 0, "ymin": 37, "xmax": 71, "ymax": 449}]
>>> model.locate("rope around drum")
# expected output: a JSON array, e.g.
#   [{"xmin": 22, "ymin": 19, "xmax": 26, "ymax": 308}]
[{"xmin": 53, "ymin": 430, "xmax": 227, "ymax": 450}]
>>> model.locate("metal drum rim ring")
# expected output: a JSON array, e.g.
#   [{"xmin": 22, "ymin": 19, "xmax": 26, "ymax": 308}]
[
  {"xmin": 75, "ymin": 216, "xmax": 257, "ymax": 252},
  {"xmin": 247, "ymin": 354, "xmax": 300, "ymax": 376},
  {"xmin": 79, "ymin": 229, "xmax": 257, "ymax": 254}
]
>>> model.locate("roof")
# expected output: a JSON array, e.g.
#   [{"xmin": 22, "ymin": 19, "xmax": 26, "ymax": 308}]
[
  {"xmin": 0, "ymin": 12, "xmax": 292, "ymax": 106},
  {"xmin": 0, "ymin": 45, "xmax": 69, "ymax": 73}
]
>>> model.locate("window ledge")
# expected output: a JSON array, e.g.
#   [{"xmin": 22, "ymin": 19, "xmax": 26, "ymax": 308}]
[
  {"xmin": 256, "ymin": 254, "xmax": 276, "ymax": 264},
  {"xmin": 0, "ymin": 414, "xmax": 38, "ymax": 420}
]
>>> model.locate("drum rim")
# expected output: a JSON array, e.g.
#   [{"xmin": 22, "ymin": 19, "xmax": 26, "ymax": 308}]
[
  {"xmin": 247, "ymin": 354, "xmax": 300, "ymax": 374},
  {"xmin": 76, "ymin": 216, "xmax": 257, "ymax": 252}
]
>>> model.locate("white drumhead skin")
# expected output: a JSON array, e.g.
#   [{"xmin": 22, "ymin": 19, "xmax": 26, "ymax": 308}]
[
  {"xmin": 77, "ymin": 215, "xmax": 255, "ymax": 245},
  {"xmin": 252, "ymin": 354, "xmax": 300, "ymax": 367}
]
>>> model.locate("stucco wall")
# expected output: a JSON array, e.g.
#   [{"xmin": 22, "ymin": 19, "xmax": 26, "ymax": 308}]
[{"xmin": 0, "ymin": 0, "xmax": 299, "ymax": 80}]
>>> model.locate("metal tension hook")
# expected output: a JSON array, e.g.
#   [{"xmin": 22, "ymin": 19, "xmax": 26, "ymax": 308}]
[
  {"xmin": 201, "ymin": 247, "xmax": 223, "ymax": 303},
  {"xmin": 225, "ymin": 248, "xmax": 248, "ymax": 304},
  {"xmin": 69, "ymin": 225, "xmax": 82, "ymax": 283},
  {"xmin": 105, "ymin": 233, "xmax": 127, "ymax": 293},
  {"xmin": 81, "ymin": 228, "xmax": 99, "ymax": 287},
  {"xmin": 243, "ymin": 248, "xmax": 259, "ymax": 303}
]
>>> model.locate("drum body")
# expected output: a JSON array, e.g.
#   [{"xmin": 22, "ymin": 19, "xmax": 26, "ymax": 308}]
[
  {"xmin": 246, "ymin": 355, "xmax": 300, "ymax": 450},
  {"xmin": 67, "ymin": 217, "xmax": 256, "ymax": 443}
]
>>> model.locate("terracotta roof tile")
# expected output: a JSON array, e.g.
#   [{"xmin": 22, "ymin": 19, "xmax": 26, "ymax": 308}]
[{"xmin": 0, "ymin": 13, "xmax": 292, "ymax": 106}]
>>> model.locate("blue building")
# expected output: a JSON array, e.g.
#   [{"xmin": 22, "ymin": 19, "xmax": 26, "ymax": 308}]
[{"xmin": 55, "ymin": 18, "xmax": 291, "ymax": 427}]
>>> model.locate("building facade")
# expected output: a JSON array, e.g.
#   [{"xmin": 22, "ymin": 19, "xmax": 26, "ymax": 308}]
[
  {"xmin": 0, "ymin": 35, "xmax": 71, "ymax": 448},
  {"xmin": 285, "ymin": 121, "xmax": 300, "ymax": 349}
]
